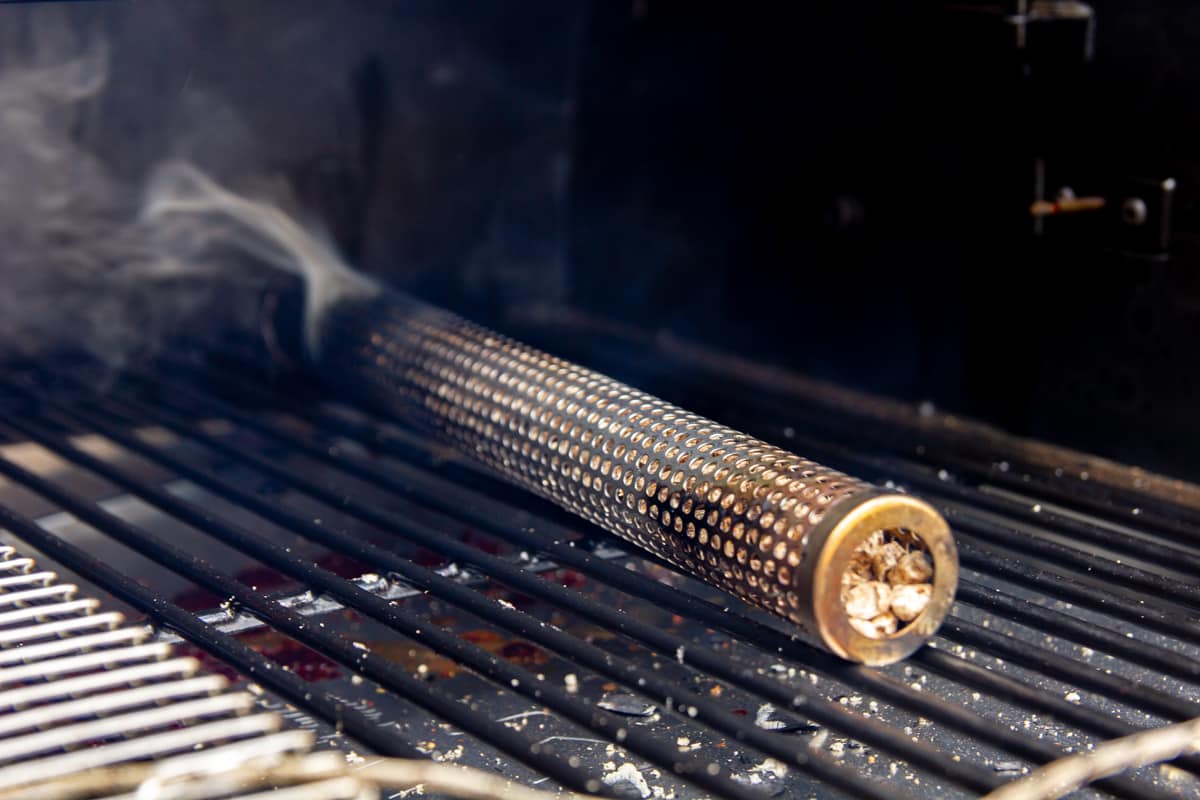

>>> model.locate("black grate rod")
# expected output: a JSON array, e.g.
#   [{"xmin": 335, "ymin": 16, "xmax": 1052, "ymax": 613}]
[
  {"xmin": 943, "ymin": 619, "xmax": 1200, "ymax": 722},
  {"xmin": 955, "ymin": 539, "xmax": 1200, "ymax": 644},
  {"xmin": 914, "ymin": 646, "xmax": 1200, "ymax": 757},
  {"xmin": 955, "ymin": 581, "xmax": 1200, "ymax": 684}
]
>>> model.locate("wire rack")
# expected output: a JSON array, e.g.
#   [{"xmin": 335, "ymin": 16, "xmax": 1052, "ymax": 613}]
[{"xmin": 0, "ymin": 330, "xmax": 1196, "ymax": 799}]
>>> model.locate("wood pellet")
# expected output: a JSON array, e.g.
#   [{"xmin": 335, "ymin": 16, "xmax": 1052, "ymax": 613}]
[{"xmin": 842, "ymin": 530, "xmax": 933, "ymax": 639}]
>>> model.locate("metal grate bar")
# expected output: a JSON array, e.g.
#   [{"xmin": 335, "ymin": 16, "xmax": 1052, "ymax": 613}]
[
  {"xmin": 0, "ymin": 382, "xmax": 877, "ymax": 800},
  {"xmin": 0, "ymin": 674, "xmax": 228, "ymax": 738},
  {"xmin": 874, "ymin": 459, "xmax": 1200, "ymax": 572},
  {"xmin": 72, "ymin": 377, "xmax": 1089, "ymax": 793},
  {"xmin": 35, "ymin": 371, "xmax": 1187, "ymax": 798},
  {"xmin": 942, "ymin": 619, "xmax": 1198, "ymax": 721},
  {"xmin": 0, "ymin": 424, "xmax": 614, "ymax": 796},
  {"xmin": 953, "ymin": 582, "xmax": 1200, "ymax": 683},
  {"xmin": 5, "ymin": 350, "xmax": 1200, "ymax": 797},
  {"xmin": 171, "ymin": 357, "xmax": 1200, "ymax": 796},
  {"xmin": 955, "ymin": 538, "xmax": 1200, "ymax": 642},
  {"xmin": 912, "ymin": 448, "xmax": 1200, "ymax": 544},
  {"xmin": 16, "ymin": 392, "xmax": 922, "ymax": 798}
]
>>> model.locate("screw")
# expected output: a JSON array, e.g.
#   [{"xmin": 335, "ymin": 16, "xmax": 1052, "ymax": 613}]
[{"xmin": 1121, "ymin": 197, "xmax": 1148, "ymax": 226}]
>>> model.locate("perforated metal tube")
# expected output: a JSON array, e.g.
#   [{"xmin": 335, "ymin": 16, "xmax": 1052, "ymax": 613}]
[{"xmin": 312, "ymin": 290, "xmax": 957, "ymax": 664}]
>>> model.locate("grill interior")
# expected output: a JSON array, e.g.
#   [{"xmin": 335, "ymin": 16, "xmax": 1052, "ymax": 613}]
[{"xmin": 0, "ymin": 321, "xmax": 1197, "ymax": 799}]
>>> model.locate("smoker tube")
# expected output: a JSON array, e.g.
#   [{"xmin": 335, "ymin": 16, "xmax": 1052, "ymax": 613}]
[{"xmin": 305, "ymin": 289, "xmax": 957, "ymax": 665}]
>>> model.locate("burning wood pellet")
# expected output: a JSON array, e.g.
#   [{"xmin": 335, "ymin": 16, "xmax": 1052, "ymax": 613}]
[
  {"xmin": 891, "ymin": 584, "xmax": 933, "ymax": 622},
  {"xmin": 850, "ymin": 612, "xmax": 899, "ymax": 639},
  {"xmin": 872, "ymin": 540, "xmax": 906, "ymax": 581},
  {"xmin": 842, "ymin": 529, "xmax": 935, "ymax": 639},
  {"xmin": 843, "ymin": 581, "xmax": 892, "ymax": 620},
  {"xmin": 892, "ymin": 551, "xmax": 934, "ymax": 585}
]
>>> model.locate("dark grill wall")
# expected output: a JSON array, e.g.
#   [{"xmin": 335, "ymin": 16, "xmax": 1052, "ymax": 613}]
[{"xmin": 569, "ymin": 1, "xmax": 1200, "ymax": 482}]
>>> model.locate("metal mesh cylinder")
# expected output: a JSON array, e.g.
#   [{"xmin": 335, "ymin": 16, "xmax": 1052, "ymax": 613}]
[{"xmin": 311, "ymin": 290, "xmax": 957, "ymax": 664}]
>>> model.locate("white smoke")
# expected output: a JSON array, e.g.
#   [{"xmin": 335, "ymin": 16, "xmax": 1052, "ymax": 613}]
[
  {"xmin": 0, "ymin": 14, "xmax": 373, "ymax": 368},
  {"xmin": 142, "ymin": 163, "xmax": 378, "ymax": 358}
]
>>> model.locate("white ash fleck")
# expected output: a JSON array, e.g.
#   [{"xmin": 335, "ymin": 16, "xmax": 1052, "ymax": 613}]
[
  {"xmin": 564, "ymin": 673, "xmax": 579, "ymax": 694},
  {"xmin": 597, "ymin": 692, "xmax": 656, "ymax": 717},
  {"xmin": 730, "ymin": 760, "xmax": 789, "ymax": 792},
  {"xmin": 1065, "ymin": 690, "xmax": 1081, "ymax": 703},
  {"xmin": 755, "ymin": 703, "xmax": 784, "ymax": 730},
  {"xmin": 751, "ymin": 758, "xmax": 788, "ymax": 778},
  {"xmin": 442, "ymin": 743, "xmax": 464, "ymax": 762},
  {"xmin": 602, "ymin": 762, "xmax": 652, "ymax": 798},
  {"xmin": 751, "ymin": 703, "xmax": 815, "ymax": 733}
]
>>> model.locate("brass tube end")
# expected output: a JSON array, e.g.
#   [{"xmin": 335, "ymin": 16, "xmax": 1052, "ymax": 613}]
[{"xmin": 806, "ymin": 494, "xmax": 957, "ymax": 665}]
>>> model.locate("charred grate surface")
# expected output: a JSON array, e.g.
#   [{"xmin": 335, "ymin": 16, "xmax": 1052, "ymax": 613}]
[{"xmin": 0, "ymin": 337, "xmax": 1196, "ymax": 799}]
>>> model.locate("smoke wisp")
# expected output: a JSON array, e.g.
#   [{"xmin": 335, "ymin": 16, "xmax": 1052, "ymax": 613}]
[{"xmin": 0, "ymin": 18, "xmax": 373, "ymax": 369}]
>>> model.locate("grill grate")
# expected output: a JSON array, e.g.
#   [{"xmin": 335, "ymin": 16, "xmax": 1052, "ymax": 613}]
[
  {"xmin": 0, "ymin": 330, "xmax": 1196, "ymax": 798},
  {"xmin": 0, "ymin": 544, "xmax": 313, "ymax": 796}
]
